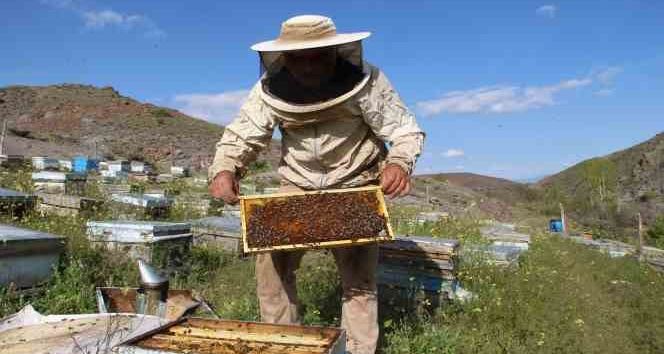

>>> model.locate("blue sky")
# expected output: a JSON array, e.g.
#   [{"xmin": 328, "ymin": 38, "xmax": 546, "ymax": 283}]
[{"xmin": 2, "ymin": 0, "xmax": 663, "ymax": 181}]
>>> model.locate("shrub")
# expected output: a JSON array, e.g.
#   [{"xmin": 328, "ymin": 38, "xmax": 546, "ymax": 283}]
[{"xmin": 647, "ymin": 215, "xmax": 664, "ymax": 248}]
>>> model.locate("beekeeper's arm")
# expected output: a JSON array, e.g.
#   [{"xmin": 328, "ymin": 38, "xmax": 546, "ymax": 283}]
[
  {"xmin": 358, "ymin": 68, "xmax": 425, "ymax": 196},
  {"xmin": 208, "ymin": 84, "xmax": 276, "ymax": 203}
]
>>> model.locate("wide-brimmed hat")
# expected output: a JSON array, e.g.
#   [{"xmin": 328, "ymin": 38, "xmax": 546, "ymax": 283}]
[{"xmin": 251, "ymin": 15, "xmax": 371, "ymax": 52}]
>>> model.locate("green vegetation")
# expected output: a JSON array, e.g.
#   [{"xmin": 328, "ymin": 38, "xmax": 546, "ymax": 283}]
[
  {"xmin": 2, "ymin": 169, "xmax": 664, "ymax": 353},
  {"xmin": 647, "ymin": 215, "xmax": 664, "ymax": 249},
  {"xmin": 151, "ymin": 108, "xmax": 174, "ymax": 118},
  {"xmin": 390, "ymin": 205, "xmax": 485, "ymax": 244},
  {"xmin": 385, "ymin": 235, "xmax": 664, "ymax": 353},
  {"xmin": 0, "ymin": 164, "xmax": 33, "ymax": 192}
]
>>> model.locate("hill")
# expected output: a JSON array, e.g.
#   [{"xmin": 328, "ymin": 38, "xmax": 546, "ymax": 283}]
[
  {"xmin": 0, "ymin": 84, "xmax": 231, "ymax": 171},
  {"xmin": 394, "ymin": 172, "xmax": 534, "ymax": 221},
  {"xmin": 539, "ymin": 132, "xmax": 664, "ymax": 225}
]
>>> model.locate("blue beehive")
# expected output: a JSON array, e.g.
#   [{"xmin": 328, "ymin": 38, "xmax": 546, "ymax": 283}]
[
  {"xmin": 549, "ymin": 219, "xmax": 563, "ymax": 232},
  {"xmin": 73, "ymin": 156, "xmax": 99, "ymax": 173}
]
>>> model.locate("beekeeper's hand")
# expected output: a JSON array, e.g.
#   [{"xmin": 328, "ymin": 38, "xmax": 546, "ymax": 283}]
[
  {"xmin": 381, "ymin": 163, "xmax": 411, "ymax": 199},
  {"xmin": 209, "ymin": 171, "xmax": 239, "ymax": 205}
]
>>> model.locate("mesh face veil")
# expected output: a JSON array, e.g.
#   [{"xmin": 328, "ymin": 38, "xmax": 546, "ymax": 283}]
[{"xmin": 258, "ymin": 41, "xmax": 368, "ymax": 106}]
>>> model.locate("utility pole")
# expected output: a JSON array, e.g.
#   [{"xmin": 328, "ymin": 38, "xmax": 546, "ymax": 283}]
[
  {"xmin": 637, "ymin": 212, "xmax": 644, "ymax": 262},
  {"xmin": 170, "ymin": 143, "xmax": 175, "ymax": 169},
  {"xmin": 560, "ymin": 202, "xmax": 567, "ymax": 235},
  {"xmin": 0, "ymin": 118, "xmax": 7, "ymax": 156}
]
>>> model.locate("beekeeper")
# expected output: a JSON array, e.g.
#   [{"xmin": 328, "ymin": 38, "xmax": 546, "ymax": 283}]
[{"xmin": 208, "ymin": 15, "xmax": 424, "ymax": 354}]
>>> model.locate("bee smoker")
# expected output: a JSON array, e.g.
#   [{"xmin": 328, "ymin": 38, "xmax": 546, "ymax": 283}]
[{"xmin": 138, "ymin": 259, "xmax": 169, "ymax": 317}]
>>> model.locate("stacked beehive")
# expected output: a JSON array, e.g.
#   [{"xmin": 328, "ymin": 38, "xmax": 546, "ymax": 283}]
[
  {"xmin": 86, "ymin": 221, "xmax": 192, "ymax": 273},
  {"xmin": 378, "ymin": 236, "xmax": 459, "ymax": 313}
]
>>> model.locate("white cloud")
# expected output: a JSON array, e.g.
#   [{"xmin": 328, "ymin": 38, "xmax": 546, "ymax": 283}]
[
  {"xmin": 594, "ymin": 88, "xmax": 614, "ymax": 96},
  {"xmin": 536, "ymin": 5, "xmax": 557, "ymax": 18},
  {"xmin": 443, "ymin": 149, "xmax": 465, "ymax": 158},
  {"xmin": 42, "ymin": 1, "xmax": 164, "ymax": 38},
  {"xmin": 594, "ymin": 66, "xmax": 622, "ymax": 85},
  {"xmin": 173, "ymin": 90, "xmax": 250, "ymax": 125},
  {"xmin": 417, "ymin": 77, "xmax": 591, "ymax": 116},
  {"xmin": 41, "ymin": 0, "xmax": 75, "ymax": 8},
  {"xmin": 83, "ymin": 10, "xmax": 129, "ymax": 28}
]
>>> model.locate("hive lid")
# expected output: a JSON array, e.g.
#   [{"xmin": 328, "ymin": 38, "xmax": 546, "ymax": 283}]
[
  {"xmin": 192, "ymin": 215, "xmax": 242, "ymax": 233},
  {"xmin": 0, "ymin": 224, "xmax": 62, "ymax": 243},
  {"xmin": 110, "ymin": 193, "xmax": 172, "ymax": 208},
  {"xmin": 0, "ymin": 224, "xmax": 65, "ymax": 256},
  {"xmin": 0, "ymin": 188, "xmax": 32, "ymax": 198},
  {"xmin": 87, "ymin": 220, "xmax": 190, "ymax": 232},
  {"xmin": 381, "ymin": 235, "xmax": 459, "ymax": 254},
  {"xmin": 31, "ymin": 171, "xmax": 67, "ymax": 182},
  {"xmin": 86, "ymin": 220, "xmax": 191, "ymax": 243}
]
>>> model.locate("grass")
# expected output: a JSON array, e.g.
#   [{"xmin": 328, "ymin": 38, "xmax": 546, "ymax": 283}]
[
  {"xmin": 3, "ymin": 171, "xmax": 664, "ymax": 353},
  {"xmin": 384, "ymin": 235, "xmax": 664, "ymax": 353}
]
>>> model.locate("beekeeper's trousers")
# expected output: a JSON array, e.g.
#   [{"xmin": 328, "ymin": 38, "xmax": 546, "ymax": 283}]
[{"xmin": 255, "ymin": 184, "xmax": 379, "ymax": 354}]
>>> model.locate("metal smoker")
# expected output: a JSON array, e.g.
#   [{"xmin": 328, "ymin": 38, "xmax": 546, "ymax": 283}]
[{"xmin": 137, "ymin": 259, "xmax": 169, "ymax": 317}]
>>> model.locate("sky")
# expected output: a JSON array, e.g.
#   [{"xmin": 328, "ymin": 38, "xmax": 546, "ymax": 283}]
[{"xmin": 2, "ymin": 0, "xmax": 663, "ymax": 181}]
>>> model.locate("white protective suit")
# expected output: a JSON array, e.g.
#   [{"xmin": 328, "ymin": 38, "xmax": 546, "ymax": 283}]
[{"xmin": 208, "ymin": 62, "xmax": 425, "ymax": 189}]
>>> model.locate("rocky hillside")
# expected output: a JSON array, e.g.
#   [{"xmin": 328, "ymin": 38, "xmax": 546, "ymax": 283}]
[
  {"xmin": 0, "ymin": 84, "xmax": 231, "ymax": 171},
  {"xmin": 392, "ymin": 172, "xmax": 533, "ymax": 221},
  {"xmin": 539, "ymin": 132, "xmax": 664, "ymax": 222}
]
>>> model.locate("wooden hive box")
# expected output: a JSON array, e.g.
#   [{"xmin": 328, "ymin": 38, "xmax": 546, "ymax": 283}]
[
  {"xmin": 117, "ymin": 317, "xmax": 346, "ymax": 354},
  {"xmin": 240, "ymin": 185, "xmax": 394, "ymax": 254},
  {"xmin": 378, "ymin": 236, "xmax": 459, "ymax": 286}
]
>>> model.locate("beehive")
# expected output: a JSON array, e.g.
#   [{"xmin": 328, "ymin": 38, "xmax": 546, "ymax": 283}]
[
  {"xmin": 377, "ymin": 236, "xmax": 460, "ymax": 317},
  {"xmin": 117, "ymin": 317, "xmax": 346, "ymax": 354},
  {"xmin": 240, "ymin": 186, "xmax": 393, "ymax": 254},
  {"xmin": 191, "ymin": 215, "xmax": 242, "ymax": 253},
  {"xmin": 0, "ymin": 223, "xmax": 65, "ymax": 288},
  {"xmin": 86, "ymin": 221, "xmax": 192, "ymax": 272}
]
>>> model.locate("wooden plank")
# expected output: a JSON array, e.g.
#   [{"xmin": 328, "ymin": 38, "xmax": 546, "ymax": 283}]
[
  {"xmin": 380, "ymin": 249, "xmax": 455, "ymax": 261},
  {"xmin": 379, "ymin": 253, "xmax": 455, "ymax": 271},
  {"xmin": 127, "ymin": 317, "xmax": 343, "ymax": 354},
  {"xmin": 239, "ymin": 185, "xmax": 382, "ymax": 200},
  {"xmin": 138, "ymin": 334, "xmax": 329, "ymax": 354},
  {"xmin": 186, "ymin": 318, "xmax": 340, "ymax": 340},
  {"xmin": 167, "ymin": 326, "xmax": 330, "ymax": 346}
]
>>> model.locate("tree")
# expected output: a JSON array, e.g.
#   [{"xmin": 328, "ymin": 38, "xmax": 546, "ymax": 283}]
[
  {"xmin": 647, "ymin": 215, "xmax": 664, "ymax": 248},
  {"xmin": 581, "ymin": 158, "xmax": 617, "ymax": 209}
]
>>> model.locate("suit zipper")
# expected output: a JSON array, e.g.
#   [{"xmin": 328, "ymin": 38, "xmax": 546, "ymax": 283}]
[{"xmin": 312, "ymin": 125, "xmax": 327, "ymax": 188}]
